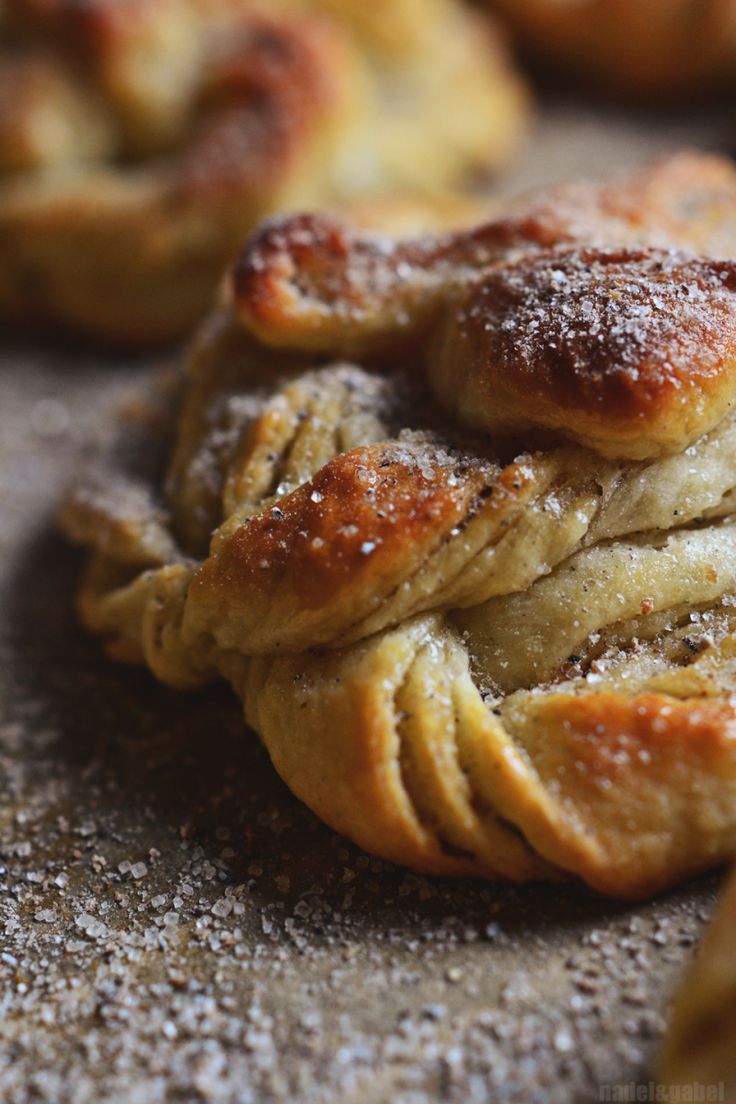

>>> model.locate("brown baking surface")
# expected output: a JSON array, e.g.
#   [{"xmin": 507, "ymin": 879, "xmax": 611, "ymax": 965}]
[{"xmin": 1, "ymin": 101, "xmax": 734, "ymax": 1104}]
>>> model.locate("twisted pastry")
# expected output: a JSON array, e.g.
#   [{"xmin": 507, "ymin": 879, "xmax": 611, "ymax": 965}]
[
  {"xmin": 659, "ymin": 867, "xmax": 736, "ymax": 1098},
  {"xmin": 63, "ymin": 151, "xmax": 736, "ymax": 897},
  {"xmin": 0, "ymin": 0, "xmax": 526, "ymax": 343},
  {"xmin": 488, "ymin": 0, "xmax": 736, "ymax": 100}
]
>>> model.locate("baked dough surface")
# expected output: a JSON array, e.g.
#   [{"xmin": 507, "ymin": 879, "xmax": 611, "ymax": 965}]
[
  {"xmin": 63, "ymin": 152, "xmax": 736, "ymax": 897},
  {"xmin": 0, "ymin": 0, "xmax": 526, "ymax": 342}
]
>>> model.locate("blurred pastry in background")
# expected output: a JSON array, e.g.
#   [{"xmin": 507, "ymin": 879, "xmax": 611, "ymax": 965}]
[
  {"xmin": 0, "ymin": 0, "xmax": 528, "ymax": 344},
  {"xmin": 659, "ymin": 868, "xmax": 736, "ymax": 1100},
  {"xmin": 489, "ymin": 0, "xmax": 736, "ymax": 101}
]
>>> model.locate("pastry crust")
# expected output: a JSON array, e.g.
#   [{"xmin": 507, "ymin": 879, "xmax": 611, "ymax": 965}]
[
  {"xmin": 659, "ymin": 867, "xmax": 736, "ymax": 1098},
  {"xmin": 0, "ymin": 0, "xmax": 526, "ymax": 343},
  {"xmin": 489, "ymin": 0, "xmax": 736, "ymax": 101},
  {"xmin": 63, "ymin": 152, "xmax": 736, "ymax": 897}
]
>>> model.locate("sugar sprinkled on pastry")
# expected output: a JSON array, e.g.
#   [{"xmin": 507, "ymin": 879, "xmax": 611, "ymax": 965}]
[
  {"xmin": 63, "ymin": 151, "xmax": 736, "ymax": 897},
  {"xmin": 0, "ymin": 0, "xmax": 526, "ymax": 343}
]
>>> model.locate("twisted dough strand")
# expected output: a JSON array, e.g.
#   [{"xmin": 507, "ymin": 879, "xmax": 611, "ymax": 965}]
[
  {"xmin": 238, "ymin": 612, "xmax": 736, "ymax": 897},
  {"xmin": 234, "ymin": 151, "xmax": 736, "ymax": 356},
  {"xmin": 235, "ymin": 154, "xmax": 736, "ymax": 459}
]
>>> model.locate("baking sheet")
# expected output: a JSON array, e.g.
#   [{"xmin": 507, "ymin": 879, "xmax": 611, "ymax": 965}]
[{"xmin": 0, "ymin": 100, "xmax": 733, "ymax": 1104}]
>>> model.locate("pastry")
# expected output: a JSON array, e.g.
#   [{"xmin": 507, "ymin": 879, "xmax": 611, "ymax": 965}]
[
  {"xmin": 0, "ymin": 0, "xmax": 526, "ymax": 343},
  {"xmin": 659, "ymin": 867, "xmax": 736, "ymax": 1098},
  {"xmin": 489, "ymin": 0, "xmax": 736, "ymax": 100},
  {"xmin": 63, "ymin": 150, "xmax": 736, "ymax": 897}
]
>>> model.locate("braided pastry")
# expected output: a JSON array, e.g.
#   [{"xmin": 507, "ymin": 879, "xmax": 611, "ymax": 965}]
[
  {"xmin": 0, "ymin": 0, "xmax": 526, "ymax": 343},
  {"xmin": 659, "ymin": 867, "xmax": 736, "ymax": 1098},
  {"xmin": 63, "ymin": 151, "xmax": 736, "ymax": 897},
  {"xmin": 489, "ymin": 0, "xmax": 736, "ymax": 100}
]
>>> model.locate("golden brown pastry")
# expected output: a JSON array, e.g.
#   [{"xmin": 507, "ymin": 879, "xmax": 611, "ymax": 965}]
[
  {"xmin": 0, "ymin": 0, "xmax": 526, "ymax": 343},
  {"xmin": 63, "ymin": 151, "xmax": 736, "ymax": 897},
  {"xmin": 489, "ymin": 0, "xmax": 736, "ymax": 100},
  {"xmin": 659, "ymin": 868, "xmax": 736, "ymax": 1098}
]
